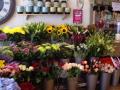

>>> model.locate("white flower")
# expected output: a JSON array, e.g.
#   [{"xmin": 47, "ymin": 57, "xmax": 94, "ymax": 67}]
[
  {"xmin": 19, "ymin": 65, "xmax": 26, "ymax": 71},
  {"xmin": 28, "ymin": 66, "xmax": 34, "ymax": 71}
]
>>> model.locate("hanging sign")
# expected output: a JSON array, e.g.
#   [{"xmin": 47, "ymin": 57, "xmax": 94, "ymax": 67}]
[
  {"xmin": 112, "ymin": 2, "xmax": 120, "ymax": 11},
  {"xmin": 73, "ymin": 9, "xmax": 83, "ymax": 24}
]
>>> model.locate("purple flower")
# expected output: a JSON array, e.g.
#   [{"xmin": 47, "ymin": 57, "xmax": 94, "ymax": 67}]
[
  {"xmin": 0, "ymin": 33, "xmax": 7, "ymax": 41},
  {"xmin": 0, "ymin": 54, "xmax": 13, "ymax": 63}
]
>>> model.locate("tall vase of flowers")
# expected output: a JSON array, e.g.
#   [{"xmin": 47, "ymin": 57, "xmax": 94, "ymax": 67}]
[
  {"xmin": 62, "ymin": 63, "xmax": 83, "ymax": 90},
  {"xmin": 81, "ymin": 59, "xmax": 101, "ymax": 90},
  {"xmin": 100, "ymin": 63, "xmax": 115, "ymax": 90}
]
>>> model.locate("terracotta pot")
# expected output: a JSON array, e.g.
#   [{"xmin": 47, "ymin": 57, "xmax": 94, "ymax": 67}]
[
  {"xmin": 44, "ymin": 79, "xmax": 54, "ymax": 90},
  {"xmin": 87, "ymin": 73, "xmax": 98, "ymax": 90},
  {"xmin": 100, "ymin": 72, "xmax": 111, "ymax": 90},
  {"xmin": 68, "ymin": 77, "xmax": 78, "ymax": 90}
]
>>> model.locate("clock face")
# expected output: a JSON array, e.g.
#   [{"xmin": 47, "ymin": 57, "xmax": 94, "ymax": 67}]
[{"xmin": 0, "ymin": 0, "xmax": 15, "ymax": 25}]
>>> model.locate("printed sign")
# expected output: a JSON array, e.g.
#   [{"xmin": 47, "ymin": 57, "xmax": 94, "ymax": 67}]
[
  {"xmin": 73, "ymin": 9, "xmax": 82, "ymax": 24},
  {"xmin": 112, "ymin": 2, "xmax": 120, "ymax": 11}
]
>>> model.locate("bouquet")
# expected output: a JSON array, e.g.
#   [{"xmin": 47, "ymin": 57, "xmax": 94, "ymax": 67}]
[{"xmin": 62, "ymin": 63, "xmax": 83, "ymax": 77}]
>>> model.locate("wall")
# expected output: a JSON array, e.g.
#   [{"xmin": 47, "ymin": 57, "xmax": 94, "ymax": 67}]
[{"xmin": 0, "ymin": 0, "xmax": 91, "ymax": 28}]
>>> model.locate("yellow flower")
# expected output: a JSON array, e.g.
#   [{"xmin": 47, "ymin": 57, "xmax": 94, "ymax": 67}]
[
  {"xmin": 2, "ymin": 26, "xmax": 26, "ymax": 34},
  {"xmin": 57, "ymin": 30, "xmax": 62, "ymax": 36},
  {"xmin": 60, "ymin": 27, "xmax": 68, "ymax": 34},
  {"xmin": 2, "ymin": 26, "xmax": 13, "ymax": 34},
  {"xmin": 46, "ymin": 25, "xmax": 54, "ymax": 33},
  {"xmin": 12, "ymin": 27, "xmax": 26, "ymax": 34},
  {"xmin": 0, "ymin": 60, "xmax": 5, "ymax": 68}
]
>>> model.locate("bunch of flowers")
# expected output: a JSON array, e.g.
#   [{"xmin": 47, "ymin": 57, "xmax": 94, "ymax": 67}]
[
  {"xmin": 25, "ymin": 22, "xmax": 47, "ymax": 43},
  {"xmin": 0, "ymin": 60, "xmax": 19, "ymax": 77},
  {"xmin": 0, "ymin": 33, "xmax": 7, "ymax": 41},
  {"xmin": 1, "ymin": 26, "xmax": 27, "ymax": 42},
  {"xmin": 81, "ymin": 59, "xmax": 101, "ymax": 74},
  {"xmin": 62, "ymin": 63, "xmax": 83, "ymax": 77},
  {"xmin": 15, "ymin": 64, "xmax": 34, "ymax": 83},
  {"xmin": 37, "ymin": 43, "xmax": 60, "ymax": 60},
  {"xmin": 86, "ymin": 31, "xmax": 114, "ymax": 57},
  {"xmin": 11, "ymin": 41, "xmax": 38, "ymax": 63},
  {"xmin": 100, "ymin": 63, "xmax": 115, "ymax": 73},
  {"xmin": 46, "ymin": 24, "xmax": 70, "ymax": 42}
]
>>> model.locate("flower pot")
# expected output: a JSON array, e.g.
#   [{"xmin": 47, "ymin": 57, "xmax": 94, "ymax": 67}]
[
  {"xmin": 25, "ymin": 6, "xmax": 33, "ymax": 14},
  {"xmin": 44, "ymin": 79, "xmax": 54, "ymax": 90},
  {"xmin": 33, "ymin": 6, "xmax": 40, "ymax": 14},
  {"xmin": 68, "ymin": 77, "xmax": 78, "ymax": 90},
  {"xmin": 100, "ymin": 72, "xmax": 111, "ymax": 90},
  {"xmin": 16, "ymin": 6, "xmax": 24, "ymax": 14},
  {"xmin": 112, "ymin": 69, "xmax": 120, "ymax": 86},
  {"xmin": 87, "ymin": 74, "xmax": 98, "ymax": 90}
]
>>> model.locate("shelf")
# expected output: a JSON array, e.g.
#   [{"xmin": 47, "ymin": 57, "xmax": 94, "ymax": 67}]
[{"xmin": 17, "ymin": 13, "xmax": 71, "ymax": 20}]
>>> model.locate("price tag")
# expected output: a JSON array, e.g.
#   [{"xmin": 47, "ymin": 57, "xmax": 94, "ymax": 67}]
[{"xmin": 73, "ymin": 9, "xmax": 83, "ymax": 24}]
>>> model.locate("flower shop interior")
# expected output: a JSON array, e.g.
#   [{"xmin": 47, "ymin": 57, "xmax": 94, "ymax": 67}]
[{"xmin": 0, "ymin": 0, "xmax": 120, "ymax": 90}]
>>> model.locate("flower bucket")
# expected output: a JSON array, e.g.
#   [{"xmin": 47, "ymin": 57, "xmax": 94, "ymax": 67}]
[
  {"xmin": 44, "ymin": 79, "xmax": 54, "ymax": 90},
  {"xmin": 100, "ymin": 72, "xmax": 111, "ymax": 90},
  {"xmin": 74, "ymin": 51, "xmax": 83, "ymax": 64},
  {"xmin": 68, "ymin": 77, "xmax": 78, "ymax": 90},
  {"xmin": 112, "ymin": 69, "xmax": 120, "ymax": 86},
  {"xmin": 87, "ymin": 73, "xmax": 98, "ymax": 90}
]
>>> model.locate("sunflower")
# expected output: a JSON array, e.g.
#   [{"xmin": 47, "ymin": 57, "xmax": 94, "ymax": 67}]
[
  {"xmin": 57, "ymin": 30, "xmax": 62, "ymax": 36},
  {"xmin": 46, "ymin": 25, "xmax": 54, "ymax": 34},
  {"xmin": 60, "ymin": 27, "xmax": 68, "ymax": 34}
]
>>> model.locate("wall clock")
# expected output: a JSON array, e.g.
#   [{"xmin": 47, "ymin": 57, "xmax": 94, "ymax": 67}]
[{"xmin": 0, "ymin": 0, "xmax": 16, "ymax": 25}]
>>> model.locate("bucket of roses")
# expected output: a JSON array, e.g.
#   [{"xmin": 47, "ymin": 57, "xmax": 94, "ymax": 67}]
[
  {"xmin": 81, "ymin": 59, "xmax": 101, "ymax": 90},
  {"xmin": 62, "ymin": 63, "xmax": 83, "ymax": 90}
]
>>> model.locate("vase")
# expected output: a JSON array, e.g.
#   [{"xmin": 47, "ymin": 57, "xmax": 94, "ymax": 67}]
[
  {"xmin": 87, "ymin": 73, "xmax": 98, "ymax": 90},
  {"xmin": 44, "ymin": 79, "xmax": 54, "ymax": 90},
  {"xmin": 16, "ymin": 6, "xmax": 24, "ymax": 14},
  {"xmin": 68, "ymin": 77, "xmax": 78, "ymax": 90},
  {"xmin": 74, "ymin": 51, "xmax": 83, "ymax": 64},
  {"xmin": 112, "ymin": 69, "xmax": 120, "ymax": 86},
  {"xmin": 100, "ymin": 72, "xmax": 111, "ymax": 90}
]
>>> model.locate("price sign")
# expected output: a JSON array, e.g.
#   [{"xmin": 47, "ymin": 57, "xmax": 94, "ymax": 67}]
[{"xmin": 73, "ymin": 9, "xmax": 83, "ymax": 24}]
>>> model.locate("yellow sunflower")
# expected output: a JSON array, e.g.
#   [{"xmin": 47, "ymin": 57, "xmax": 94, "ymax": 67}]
[
  {"xmin": 57, "ymin": 30, "xmax": 62, "ymax": 36},
  {"xmin": 46, "ymin": 25, "xmax": 54, "ymax": 34},
  {"xmin": 0, "ymin": 60, "xmax": 5, "ymax": 68},
  {"xmin": 60, "ymin": 27, "xmax": 68, "ymax": 34}
]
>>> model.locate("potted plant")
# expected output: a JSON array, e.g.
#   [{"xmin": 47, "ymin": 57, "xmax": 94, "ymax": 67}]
[
  {"xmin": 62, "ymin": 62, "xmax": 83, "ymax": 90},
  {"xmin": 81, "ymin": 58, "xmax": 101, "ymax": 90}
]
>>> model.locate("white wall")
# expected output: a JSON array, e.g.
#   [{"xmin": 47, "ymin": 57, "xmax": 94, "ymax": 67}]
[{"xmin": 0, "ymin": 0, "xmax": 91, "ymax": 27}]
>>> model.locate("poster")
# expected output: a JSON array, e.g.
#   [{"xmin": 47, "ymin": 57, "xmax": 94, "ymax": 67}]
[{"xmin": 73, "ymin": 9, "xmax": 83, "ymax": 24}]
